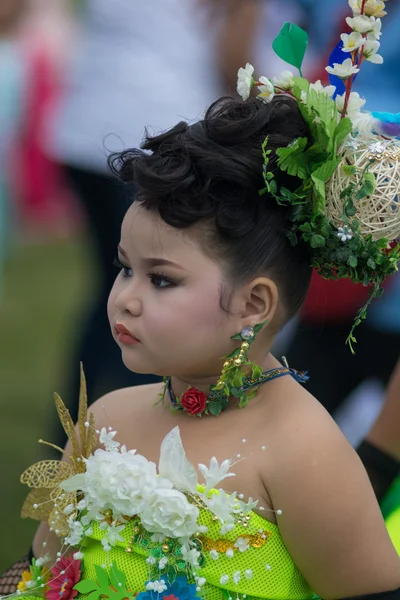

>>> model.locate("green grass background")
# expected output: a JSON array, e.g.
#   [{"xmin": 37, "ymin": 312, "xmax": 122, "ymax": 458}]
[{"xmin": 0, "ymin": 237, "xmax": 94, "ymax": 572}]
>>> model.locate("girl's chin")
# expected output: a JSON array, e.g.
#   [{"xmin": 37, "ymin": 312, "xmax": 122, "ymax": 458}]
[{"xmin": 120, "ymin": 354, "xmax": 165, "ymax": 377}]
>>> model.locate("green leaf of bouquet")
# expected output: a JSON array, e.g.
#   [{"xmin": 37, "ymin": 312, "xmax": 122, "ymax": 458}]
[
  {"xmin": 310, "ymin": 234, "xmax": 326, "ymax": 248},
  {"xmin": 74, "ymin": 580, "xmax": 99, "ymax": 594},
  {"xmin": 376, "ymin": 238, "xmax": 389, "ymax": 249},
  {"xmin": 344, "ymin": 199, "xmax": 357, "ymax": 217},
  {"xmin": 320, "ymin": 222, "xmax": 332, "ymax": 238},
  {"xmin": 305, "ymin": 143, "xmax": 329, "ymax": 166},
  {"xmin": 292, "ymin": 76, "xmax": 309, "ymax": 93},
  {"xmin": 297, "ymin": 102, "xmax": 330, "ymax": 151},
  {"xmin": 109, "ymin": 567, "xmax": 127, "ymax": 591},
  {"xmin": 299, "ymin": 222, "xmax": 312, "ymax": 233},
  {"xmin": 269, "ymin": 179, "xmax": 278, "ymax": 194},
  {"xmin": 367, "ymin": 258, "xmax": 376, "ymax": 269},
  {"xmin": 356, "ymin": 176, "xmax": 375, "ymax": 200},
  {"xmin": 85, "ymin": 592, "xmax": 102, "ymax": 600},
  {"xmin": 95, "ymin": 565, "xmax": 110, "ymax": 589},
  {"xmin": 310, "ymin": 177, "xmax": 326, "ymax": 213},
  {"xmin": 342, "ymin": 163, "xmax": 357, "ymax": 177},
  {"xmin": 272, "ymin": 22, "xmax": 308, "ymax": 74},
  {"xmin": 333, "ymin": 117, "xmax": 353, "ymax": 149},
  {"xmin": 276, "ymin": 137, "xmax": 308, "ymax": 179},
  {"xmin": 363, "ymin": 172, "xmax": 376, "ymax": 192},
  {"xmin": 311, "ymin": 156, "xmax": 342, "ymax": 183},
  {"xmin": 348, "ymin": 255, "xmax": 358, "ymax": 268}
]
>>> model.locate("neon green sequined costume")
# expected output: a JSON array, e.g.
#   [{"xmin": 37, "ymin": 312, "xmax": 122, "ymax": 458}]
[
  {"xmin": 17, "ymin": 509, "xmax": 314, "ymax": 600},
  {"xmin": 382, "ymin": 476, "xmax": 400, "ymax": 555}
]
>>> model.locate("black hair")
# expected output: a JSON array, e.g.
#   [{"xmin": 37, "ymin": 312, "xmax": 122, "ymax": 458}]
[{"xmin": 108, "ymin": 95, "xmax": 312, "ymax": 323}]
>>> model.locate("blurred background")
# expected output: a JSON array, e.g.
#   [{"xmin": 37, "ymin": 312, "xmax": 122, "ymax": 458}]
[{"xmin": 1, "ymin": 0, "xmax": 399, "ymax": 573}]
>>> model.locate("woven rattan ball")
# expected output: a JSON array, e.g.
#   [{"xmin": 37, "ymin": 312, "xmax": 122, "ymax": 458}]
[{"xmin": 326, "ymin": 137, "xmax": 400, "ymax": 241}]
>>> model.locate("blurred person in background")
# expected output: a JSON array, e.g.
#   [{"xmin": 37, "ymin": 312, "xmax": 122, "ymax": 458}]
[
  {"xmin": 15, "ymin": 0, "xmax": 77, "ymax": 238},
  {"xmin": 283, "ymin": 0, "xmax": 400, "ymax": 427},
  {"xmin": 357, "ymin": 357, "xmax": 400, "ymax": 554},
  {"xmin": 43, "ymin": 0, "xmax": 265, "ymax": 418},
  {"xmin": 0, "ymin": 0, "xmax": 27, "ymax": 299}
]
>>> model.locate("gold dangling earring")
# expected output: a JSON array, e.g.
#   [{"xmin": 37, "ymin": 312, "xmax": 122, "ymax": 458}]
[{"xmin": 214, "ymin": 325, "xmax": 258, "ymax": 390}]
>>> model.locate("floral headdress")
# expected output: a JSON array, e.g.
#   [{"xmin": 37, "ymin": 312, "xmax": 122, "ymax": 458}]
[{"xmin": 237, "ymin": 0, "xmax": 400, "ymax": 351}]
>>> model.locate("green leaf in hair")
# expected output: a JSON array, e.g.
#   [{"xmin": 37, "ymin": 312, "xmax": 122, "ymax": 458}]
[{"xmin": 272, "ymin": 22, "xmax": 308, "ymax": 75}]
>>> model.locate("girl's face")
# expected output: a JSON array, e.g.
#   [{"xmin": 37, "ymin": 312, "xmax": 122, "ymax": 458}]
[{"xmin": 107, "ymin": 202, "xmax": 243, "ymax": 379}]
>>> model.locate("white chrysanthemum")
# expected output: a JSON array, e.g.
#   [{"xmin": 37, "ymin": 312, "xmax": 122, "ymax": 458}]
[
  {"xmin": 140, "ymin": 487, "xmax": 199, "ymax": 538},
  {"xmin": 340, "ymin": 32, "xmax": 364, "ymax": 52},
  {"xmin": 362, "ymin": 39, "xmax": 383, "ymax": 63},
  {"xmin": 258, "ymin": 76, "xmax": 275, "ymax": 103},
  {"xmin": 326, "ymin": 58, "xmax": 360, "ymax": 79},
  {"xmin": 272, "ymin": 70, "xmax": 294, "ymax": 90},
  {"xmin": 335, "ymin": 91, "xmax": 366, "ymax": 118},
  {"xmin": 237, "ymin": 63, "xmax": 254, "ymax": 100},
  {"xmin": 61, "ymin": 447, "xmax": 169, "ymax": 517}
]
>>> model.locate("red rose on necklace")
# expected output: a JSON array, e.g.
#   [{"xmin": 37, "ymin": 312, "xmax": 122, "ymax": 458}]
[{"xmin": 180, "ymin": 388, "xmax": 207, "ymax": 415}]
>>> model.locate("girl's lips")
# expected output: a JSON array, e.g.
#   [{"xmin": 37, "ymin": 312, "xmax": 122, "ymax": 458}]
[{"xmin": 114, "ymin": 323, "xmax": 141, "ymax": 345}]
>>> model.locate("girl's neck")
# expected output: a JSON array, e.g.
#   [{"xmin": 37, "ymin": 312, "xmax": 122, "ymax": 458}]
[{"xmin": 168, "ymin": 351, "xmax": 276, "ymax": 406}]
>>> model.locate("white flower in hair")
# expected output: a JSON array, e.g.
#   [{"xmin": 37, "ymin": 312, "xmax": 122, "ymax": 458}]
[
  {"xmin": 340, "ymin": 32, "xmax": 364, "ymax": 52},
  {"xmin": 198, "ymin": 456, "xmax": 237, "ymax": 491},
  {"xmin": 309, "ymin": 80, "xmax": 336, "ymax": 97},
  {"xmin": 336, "ymin": 91, "xmax": 366, "ymax": 118},
  {"xmin": 362, "ymin": 38, "xmax": 383, "ymax": 63},
  {"xmin": 272, "ymin": 70, "xmax": 294, "ymax": 90},
  {"xmin": 350, "ymin": 0, "xmax": 387, "ymax": 18},
  {"xmin": 326, "ymin": 58, "xmax": 360, "ymax": 79},
  {"xmin": 258, "ymin": 76, "xmax": 275, "ymax": 102},
  {"xmin": 237, "ymin": 63, "xmax": 255, "ymax": 100},
  {"xmin": 337, "ymin": 226, "xmax": 353, "ymax": 242},
  {"xmin": 346, "ymin": 15, "xmax": 381, "ymax": 35}
]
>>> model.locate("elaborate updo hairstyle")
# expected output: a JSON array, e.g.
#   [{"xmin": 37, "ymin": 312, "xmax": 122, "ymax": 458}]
[{"xmin": 109, "ymin": 95, "xmax": 313, "ymax": 324}]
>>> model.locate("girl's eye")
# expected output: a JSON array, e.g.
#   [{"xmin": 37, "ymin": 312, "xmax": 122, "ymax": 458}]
[
  {"xmin": 147, "ymin": 272, "xmax": 176, "ymax": 289},
  {"xmin": 113, "ymin": 257, "xmax": 132, "ymax": 278}
]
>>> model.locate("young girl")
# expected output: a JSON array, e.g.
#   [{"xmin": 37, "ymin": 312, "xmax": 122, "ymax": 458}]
[{"xmin": 2, "ymin": 2, "xmax": 400, "ymax": 599}]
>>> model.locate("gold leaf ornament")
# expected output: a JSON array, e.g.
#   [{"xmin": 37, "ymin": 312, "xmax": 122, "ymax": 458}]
[{"xmin": 20, "ymin": 365, "xmax": 95, "ymax": 536}]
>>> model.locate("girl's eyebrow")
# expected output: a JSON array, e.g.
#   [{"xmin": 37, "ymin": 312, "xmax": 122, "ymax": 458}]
[
  {"xmin": 118, "ymin": 245, "xmax": 185, "ymax": 270},
  {"xmin": 142, "ymin": 257, "xmax": 185, "ymax": 270}
]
